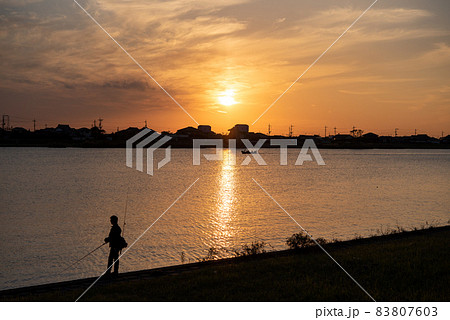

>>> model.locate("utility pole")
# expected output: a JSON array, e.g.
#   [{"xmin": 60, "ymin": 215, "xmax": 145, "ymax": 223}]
[
  {"xmin": 2, "ymin": 115, "xmax": 10, "ymax": 131},
  {"xmin": 98, "ymin": 118, "xmax": 103, "ymax": 131},
  {"xmin": 33, "ymin": 119, "xmax": 36, "ymax": 132},
  {"xmin": 324, "ymin": 126, "xmax": 327, "ymax": 137},
  {"xmin": 288, "ymin": 125, "xmax": 293, "ymax": 137},
  {"xmin": 268, "ymin": 124, "xmax": 271, "ymax": 136},
  {"xmin": 414, "ymin": 129, "xmax": 417, "ymax": 135},
  {"xmin": 144, "ymin": 120, "xmax": 147, "ymax": 128},
  {"xmin": 334, "ymin": 127, "xmax": 337, "ymax": 135},
  {"xmin": 395, "ymin": 128, "xmax": 399, "ymax": 137}
]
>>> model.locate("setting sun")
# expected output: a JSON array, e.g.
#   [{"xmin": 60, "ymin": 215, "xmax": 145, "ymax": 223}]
[{"xmin": 218, "ymin": 89, "xmax": 237, "ymax": 106}]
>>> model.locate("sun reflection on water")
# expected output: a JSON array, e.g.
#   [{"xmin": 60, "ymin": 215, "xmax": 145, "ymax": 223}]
[{"xmin": 212, "ymin": 149, "xmax": 237, "ymax": 250}]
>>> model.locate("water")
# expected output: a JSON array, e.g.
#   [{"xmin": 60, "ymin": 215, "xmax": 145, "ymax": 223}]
[{"xmin": 0, "ymin": 147, "xmax": 449, "ymax": 290}]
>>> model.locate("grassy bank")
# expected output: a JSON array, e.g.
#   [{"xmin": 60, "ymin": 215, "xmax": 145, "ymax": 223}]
[{"xmin": 2, "ymin": 226, "xmax": 449, "ymax": 301}]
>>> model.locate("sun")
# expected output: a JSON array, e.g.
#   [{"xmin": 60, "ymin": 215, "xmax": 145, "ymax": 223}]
[{"xmin": 218, "ymin": 89, "xmax": 237, "ymax": 106}]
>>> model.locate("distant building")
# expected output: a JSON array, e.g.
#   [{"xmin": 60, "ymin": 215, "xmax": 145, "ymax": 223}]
[
  {"xmin": 379, "ymin": 136, "xmax": 395, "ymax": 143},
  {"xmin": 11, "ymin": 127, "xmax": 28, "ymax": 134},
  {"xmin": 441, "ymin": 135, "xmax": 450, "ymax": 144},
  {"xmin": 176, "ymin": 126, "xmax": 199, "ymax": 137},
  {"xmin": 362, "ymin": 132, "xmax": 378, "ymax": 138},
  {"xmin": 75, "ymin": 127, "xmax": 91, "ymax": 139},
  {"xmin": 409, "ymin": 134, "xmax": 438, "ymax": 144},
  {"xmin": 198, "ymin": 125, "xmax": 211, "ymax": 133},
  {"xmin": 228, "ymin": 124, "xmax": 249, "ymax": 139},
  {"xmin": 114, "ymin": 127, "xmax": 141, "ymax": 139},
  {"xmin": 333, "ymin": 134, "xmax": 353, "ymax": 141},
  {"xmin": 55, "ymin": 124, "xmax": 72, "ymax": 134},
  {"xmin": 175, "ymin": 126, "xmax": 218, "ymax": 139},
  {"xmin": 361, "ymin": 132, "xmax": 379, "ymax": 142},
  {"xmin": 233, "ymin": 124, "xmax": 249, "ymax": 133}
]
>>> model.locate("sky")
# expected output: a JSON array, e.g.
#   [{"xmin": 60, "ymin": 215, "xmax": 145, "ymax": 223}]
[{"xmin": 0, "ymin": 0, "xmax": 449, "ymax": 136}]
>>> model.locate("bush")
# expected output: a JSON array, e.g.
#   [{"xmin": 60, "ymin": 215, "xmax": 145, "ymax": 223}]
[
  {"xmin": 286, "ymin": 231, "xmax": 327, "ymax": 249},
  {"xmin": 199, "ymin": 247, "xmax": 220, "ymax": 262},
  {"xmin": 315, "ymin": 237, "xmax": 328, "ymax": 246},
  {"xmin": 234, "ymin": 241, "xmax": 267, "ymax": 257}
]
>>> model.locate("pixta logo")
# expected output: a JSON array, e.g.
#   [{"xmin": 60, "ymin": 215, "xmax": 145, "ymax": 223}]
[
  {"xmin": 193, "ymin": 139, "xmax": 325, "ymax": 166},
  {"xmin": 126, "ymin": 128, "xmax": 172, "ymax": 175},
  {"xmin": 126, "ymin": 131, "xmax": 325, "ymax": 176}
]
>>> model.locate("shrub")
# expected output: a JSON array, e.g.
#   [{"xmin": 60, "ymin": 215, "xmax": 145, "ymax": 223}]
[
  {"xmin": 234, "ymin": 241, "xmax": 267, "ymax": 257},
  {"xmin": 199, "ymin": 247, "xmax": 219, "ymax": 262},
  {"xmin": 315, "ymin": 237, "xmax": 328, "ymax": 246},
  {"xmin": 286, "ymin": 231, "xmax": 327, "ymax": 249}
]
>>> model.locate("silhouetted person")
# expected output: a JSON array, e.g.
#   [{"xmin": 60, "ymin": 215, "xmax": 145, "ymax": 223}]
[{"xmin": 104, "ymin": 215, "xmax": 122, "ymax": 276}]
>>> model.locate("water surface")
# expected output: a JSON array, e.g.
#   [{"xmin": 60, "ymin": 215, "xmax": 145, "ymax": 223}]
[{"xmin": 0, "ymin": 148, "xmax": 449, "ymax": 289}]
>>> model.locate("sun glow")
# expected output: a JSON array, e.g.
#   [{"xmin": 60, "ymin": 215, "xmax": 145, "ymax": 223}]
[{"xmin": 218, "ymin": 89, "xmax": 237, "ymax": 106}]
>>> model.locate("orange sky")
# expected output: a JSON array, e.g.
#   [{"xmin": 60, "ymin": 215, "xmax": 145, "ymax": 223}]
[{"xmin": 1, "ymin": 0, "xmax": 449, "ymax": 136}]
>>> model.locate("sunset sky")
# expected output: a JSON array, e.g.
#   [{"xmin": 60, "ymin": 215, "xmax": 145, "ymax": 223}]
[{"xmin": 1, "ymin": 0, "xmax": 449, "ymax": 136}]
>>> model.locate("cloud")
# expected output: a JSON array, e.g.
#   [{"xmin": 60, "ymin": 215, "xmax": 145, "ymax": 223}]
[
  {"xmin": 1, "ymin": 0, "xmax": 449, "ymax": 133},
  {"xmin": 0, "ymin": 0, "xmax": 44, "ymax": 5},
  {"xmin": 305, "ymin": 7, "xmax": 433, "ymax": 26},
  {"xmin": 283, "ymin": 7, "xmax": 446, "ymax": 47},
  {"xmin": 338, "ymin": 89, "xmax": 378, "ymax": 95},
  {"xmin": 98, "ymin": 79, "xmax": 151, "ymax": 90},
  {"xmin": 415, "ymin": 42, "xmax": 450, "ymax": 66}
]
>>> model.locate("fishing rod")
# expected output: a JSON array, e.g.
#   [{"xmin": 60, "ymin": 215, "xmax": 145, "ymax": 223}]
[
  {"xmin": 60, "ymin": 242, "xmax": 107, "ymax": 274},
  {"xmin": 122, "ymin": 190, "xmax": 129, "ymax": 238},
  {"xmin": 119, "ymin": 188, "xmax": 130, "ymax": 255}
]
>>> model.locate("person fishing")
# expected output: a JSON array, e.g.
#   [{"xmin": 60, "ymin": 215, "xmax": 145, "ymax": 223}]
[{"xmin": 104, "ymin": 215, "xmax": 122, "ymax": 276}]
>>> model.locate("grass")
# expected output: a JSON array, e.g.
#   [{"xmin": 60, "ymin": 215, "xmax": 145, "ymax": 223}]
[{"xmin": 2, "ymin": 226, "xmax": 449, "ymax": 301}]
